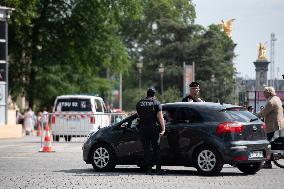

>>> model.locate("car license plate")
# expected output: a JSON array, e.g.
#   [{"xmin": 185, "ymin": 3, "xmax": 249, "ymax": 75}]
[{"xmin": 249, "ymin": 151, "xmax": 263, "ymax": 159}]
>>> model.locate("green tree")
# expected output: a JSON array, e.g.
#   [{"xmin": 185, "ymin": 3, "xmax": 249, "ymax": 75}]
[
  {"xmin": 122, "ymin": 0, "xmax": 236, "ymax": 106},
  {"xmin": 162, "ymin": 86, "xmax": 181, "ymax": 103},
  {"xmin": 6, "ymin": 0, "xmax": 142, "ymax": 109},
  {"xmin": 122, "ymin": 88, "xmax": 145, "ymax": 111},
  {"xmin": 196, "ymin": 25, "xmax": 236, "ymax": 103},
  {"xmin": 4, "ymin": 0, "xmax": 238, "ymax": 111},
  {"xmin": 122, "ymin": 0, "xmax": 196, "ymax": 94},
  {"xmin": 139, "ymin": 22, "xmax": 236, "ymax": 103}
]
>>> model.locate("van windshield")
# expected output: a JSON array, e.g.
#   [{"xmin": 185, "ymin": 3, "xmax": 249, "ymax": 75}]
[{"xmin": 55, "ymin": 98, "xmax": 92, "ymax": 112}]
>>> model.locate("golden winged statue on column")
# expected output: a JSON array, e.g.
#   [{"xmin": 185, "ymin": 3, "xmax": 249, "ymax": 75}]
[
  {"xmin": 221, "ymin": 19, "xmax": 235, "ymax": 38},
  {"xmin": 257, "ymin": 42, "xmax": 267, "ymax": 61}
]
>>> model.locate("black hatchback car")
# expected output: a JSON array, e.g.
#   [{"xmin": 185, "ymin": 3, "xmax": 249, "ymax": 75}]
[{"xmin": 83, "ymin": 102, "xmax": 270, "ymax": 175}]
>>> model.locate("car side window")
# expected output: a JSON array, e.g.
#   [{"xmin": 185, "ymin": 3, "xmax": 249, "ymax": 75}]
[
  {"xmin": 121, "ymin": 116, "xmax": 139, "ymax": 129},
  {"xmin": 130, "ymin": 118, "xmax": 139, "ymax": 128},
  {"xmin": 173, "ymin": 107, "xmax": 202, "ymax": 123},
  {"xmin": 163, "ymin": 109, "xmax": 176, "ymax": 124}
]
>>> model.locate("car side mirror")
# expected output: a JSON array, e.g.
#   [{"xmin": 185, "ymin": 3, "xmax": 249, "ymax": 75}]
[{"xmin": 121, "ymin": 122, "xmax": 128, "ymax": 129}]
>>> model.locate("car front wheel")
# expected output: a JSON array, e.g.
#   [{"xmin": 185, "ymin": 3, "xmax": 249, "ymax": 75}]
[
  {"xmin": 91, "ymin": 144, "xmax": 116, "ymax": 171},
  {"xmin": 236, "ymin": 162, "xmax": 262, "ymax": 174},
  {"xmin": 194, "ymin": 146, "xmax": 223, "ymax": 176}
]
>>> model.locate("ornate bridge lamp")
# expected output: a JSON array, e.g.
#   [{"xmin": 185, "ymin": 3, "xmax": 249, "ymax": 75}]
[{"xmin": 158, "ymin": 63, "xmax": 164, "ymax": 102}]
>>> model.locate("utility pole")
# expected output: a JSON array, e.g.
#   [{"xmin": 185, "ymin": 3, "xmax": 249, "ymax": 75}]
[
  {"xmin": 270, "ymin": 33, "xmax": 276, "ymax": 88},
  {"xmin": 119, "ymin": 72, "xmax": 122, "ymax": 110}
]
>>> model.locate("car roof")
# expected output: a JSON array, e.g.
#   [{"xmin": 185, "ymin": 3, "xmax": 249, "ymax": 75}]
[
  {"xmin": 56, "ymin": 94, "xmax": 103, "ymax": 100},
  {"xmin": 162, "ymin": 102, "xmax": 244, "ymax": 111}
]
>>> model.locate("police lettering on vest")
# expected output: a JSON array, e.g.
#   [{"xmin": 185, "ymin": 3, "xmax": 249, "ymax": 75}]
[{"xmin": 136, "ymin": 97, "xmax": 162, "ymax": 131}]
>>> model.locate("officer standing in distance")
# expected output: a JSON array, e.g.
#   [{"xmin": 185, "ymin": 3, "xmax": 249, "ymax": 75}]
[
  {"xmin": 181, "ymin": 81, "xmax": 204, "ymax": 102},
  {"xmin": 136, "ymin": 88, "xmax": 166, "ymax": 175}
]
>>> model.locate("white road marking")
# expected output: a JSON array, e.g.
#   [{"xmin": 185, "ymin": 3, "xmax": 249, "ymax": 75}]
[{"xmin": 0, "ymin": 157, "xmax": 28, "ymax": 159}]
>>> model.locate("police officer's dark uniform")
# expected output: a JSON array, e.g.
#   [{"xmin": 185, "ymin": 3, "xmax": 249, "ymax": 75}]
[
  {"xmin": 181, "ymin": 82, "xmax": 204, "ymax": 102},
  {"xmin": 136, "ymin": 88, "xmax": 165, "ymax": 175},
  {"xmin": 182, "ymin": 95, "xmax": 203, "ymax": 102}
]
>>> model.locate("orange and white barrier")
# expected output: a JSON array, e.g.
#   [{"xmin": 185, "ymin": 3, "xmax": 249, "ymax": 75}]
[{"xmin": 39, "ymin": 123, "xmax": 55, "ymax": 152}]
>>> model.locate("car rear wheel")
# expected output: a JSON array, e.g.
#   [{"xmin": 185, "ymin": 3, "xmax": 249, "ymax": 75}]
[
  {"xmin": 92, "ymin": 144, "xmax": 116, "ymax": 171},
  {"xmin": 194, "ymin": 146, "xmax": 223, "ymax": 176},
  {"xmin": 236, "ymin": 162, "xmax": 262, "ymax": 174}
]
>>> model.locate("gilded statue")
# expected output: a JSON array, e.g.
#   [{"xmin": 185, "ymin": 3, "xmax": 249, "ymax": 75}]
[
  {"xmin": 221, "ymin": 19, "xmax": 235, "ymax": 38},
  {"xmin": 257, "ymin": 43, "xmax": 267, "ymax": 61}
]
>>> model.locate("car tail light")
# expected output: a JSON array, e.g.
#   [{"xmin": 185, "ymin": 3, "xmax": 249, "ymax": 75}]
[
  {"xmin": 261, "ymin": 123, "xmax": 266, "ymax": 130},
  {"xmin": 216, "ymin": 122, "xmax": 244, "ymax": 136},
  {"xmin": 51, "ymin": 115, "xmax": 56, "ymax": 124},
  {"xmin": 90, "ymin": 116, "xmax": 95, "ymax": 124}
]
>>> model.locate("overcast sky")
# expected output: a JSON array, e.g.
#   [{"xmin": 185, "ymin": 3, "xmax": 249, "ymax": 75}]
[{"xmin": 193, "ymin": 0, "xmax": 284, "ymax": 80}]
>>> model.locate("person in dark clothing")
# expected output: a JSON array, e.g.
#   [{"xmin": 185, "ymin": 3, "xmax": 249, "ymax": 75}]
[
  {"xmin": 182, "ymin": 82, "xmax": 204, "ymax": 102},
  {"xmin": 136, "ymin": 88, "xmax": 166, "ymax": 175},
  {"xmin": 247, "ymin": 106, "xmax": 254, "ymax": 113}
]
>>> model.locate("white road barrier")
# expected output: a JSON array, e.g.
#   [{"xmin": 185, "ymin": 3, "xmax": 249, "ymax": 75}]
[{"xmin": 39, "ymin": 113, "xmax": 125, "ymax": 143}]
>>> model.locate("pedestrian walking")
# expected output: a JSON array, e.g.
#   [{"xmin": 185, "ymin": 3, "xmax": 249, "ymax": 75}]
[
  {"xmin": 41, "ymin": 107, "xmax": 49, "ymax": 128},
  {"xmin": 16, "ymin": 110, "xmax": 24, "ymax": 125},
  {"xmin": 36, "ymin": 111, "xmax": 42, "ymax": 136},
  {"xmin": 258, "ymin": 86, "xmax": 284, "ymax": 168},
  {"xmin": 23, "ymin": 107, "xmax": 36, "ymax": 136},
  {"xmin": 182, "ymin": 82, "xmax": 204, "ymax": 102},
  {"xmin": 136, "ymin": 88, "xmax": 166, "ymax": 175}
]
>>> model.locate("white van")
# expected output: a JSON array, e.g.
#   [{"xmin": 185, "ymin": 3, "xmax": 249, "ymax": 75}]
[{"xmin": 51, "ymin": 95, "xmax": 110, "ymax": 141}]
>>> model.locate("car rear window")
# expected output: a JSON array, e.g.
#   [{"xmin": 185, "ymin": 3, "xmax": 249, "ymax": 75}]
[
  {"xmin": 224, "ymin": 110, "xmax": 258, "ymax": 122},
  {"xmin": 198, "ymin": 109, "xmax": 228, "ymax": 122},
  {"xmin": 55, "ymin": 98, "xmax": 92, "ymax": 112}
]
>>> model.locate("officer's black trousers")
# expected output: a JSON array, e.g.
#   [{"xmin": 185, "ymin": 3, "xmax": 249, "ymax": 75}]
[{"xmin": 140, "ymin": 130, "xmax": 161, "ymax": 170}]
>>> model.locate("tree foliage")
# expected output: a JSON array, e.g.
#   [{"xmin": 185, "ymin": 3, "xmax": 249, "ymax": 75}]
[
  {"xmin": 5, "ymin": 0, "xmax": 142, "ymax": 108},
  {"xmin": 3, "ymin": 0, "xmax": 237, "ymax": 111},
  {"xmin": 196, "ymin": 25, "xmax": 236, "ymax": 103}
]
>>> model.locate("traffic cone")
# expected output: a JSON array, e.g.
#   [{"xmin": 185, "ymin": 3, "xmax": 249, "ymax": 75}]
[{"xmin": 39, "ymin": 123, "xmax": 55, "ymax": 152}]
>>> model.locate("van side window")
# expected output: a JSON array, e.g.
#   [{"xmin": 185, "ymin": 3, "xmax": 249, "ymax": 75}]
[{"xmin": 95, "ymin": 99, "xmax": 103, "ymax": 112}]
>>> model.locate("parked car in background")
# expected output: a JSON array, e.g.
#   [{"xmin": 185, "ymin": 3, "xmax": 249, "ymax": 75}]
[
  {"xmin": 51, "ymin": 94, "xmax": 110, "ymax": 141},
  {"xmin": 83, "ymin": 102, "xmax": 270, "ymax": 175}
]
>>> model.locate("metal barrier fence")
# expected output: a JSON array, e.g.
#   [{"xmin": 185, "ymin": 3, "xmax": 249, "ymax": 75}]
[{"xmin": 40, "ymin": 112, "xmax": 126, "ymax": 144}]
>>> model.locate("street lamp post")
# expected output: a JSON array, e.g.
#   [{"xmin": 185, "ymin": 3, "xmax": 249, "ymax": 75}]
[
  {"xmin": 233, "ymin": 79, "xmax": 236, "ymax": 104},
  {"xmin": 136, "ymin": 62, "xmax": 143, "ymax": 89},
  {"xmin": 211, "ymin": 74, "xmax": 215, "ymax": 102},
  {"xmin": 158, "ymin": 63, "xmax": 164, "ymax": 102}
]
